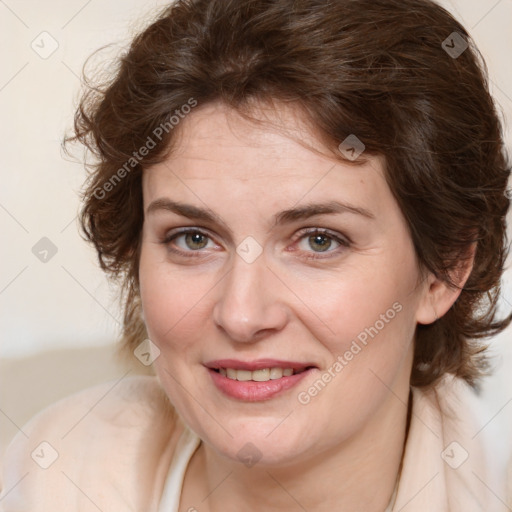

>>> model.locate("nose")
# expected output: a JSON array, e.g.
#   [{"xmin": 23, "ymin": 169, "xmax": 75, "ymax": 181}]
[{"xmin": 212, "ymin": 252, "xmax": 289, "ymax": 343}]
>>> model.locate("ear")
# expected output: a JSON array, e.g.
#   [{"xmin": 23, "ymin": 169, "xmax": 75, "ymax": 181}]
[{"xmin": 415, "ymin": 244, "xmax": 476, "ymax": 325}]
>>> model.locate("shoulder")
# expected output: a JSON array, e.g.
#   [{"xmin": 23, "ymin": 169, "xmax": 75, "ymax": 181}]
[
  {"xmin": 407, "ymin": 375, "xmax": 509, "ymax": 510},
  {"xmin": 10, "ymin": 374, "xmax": 176, "ymax": 445},
  {"xmin": 0, "ymin": 375, "xmax": 183, "ymax": 511}
]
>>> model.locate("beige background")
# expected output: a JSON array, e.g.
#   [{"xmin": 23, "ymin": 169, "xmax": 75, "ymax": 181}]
[{"xmin": 1, "ymin": 0, "xmax": 512, "ymax": 459}]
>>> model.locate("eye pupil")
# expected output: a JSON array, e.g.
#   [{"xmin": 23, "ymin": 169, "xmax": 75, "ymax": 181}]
[
  {"xmin": 185, "ymin": 232, "xmax": 208, "ymax": 250},
  {"xmin": 309, "ymin": 234, "xmax": 331, "ymax": 252}
]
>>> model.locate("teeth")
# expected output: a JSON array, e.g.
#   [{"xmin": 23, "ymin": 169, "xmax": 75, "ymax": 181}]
[
  {"xmin": 252, "ymin": 368, "xmax": 270, "ymax": 381},
  {"xmin": 269, "ymin": 368, "xmax": 283, "ymax": 379},
  {"xmin": 218, "ymin": 367, "xmax": 299, "ymax": 382},
  {"xmin": 236, "ymin": 370, "xmax": 252, "ymax": 381}
]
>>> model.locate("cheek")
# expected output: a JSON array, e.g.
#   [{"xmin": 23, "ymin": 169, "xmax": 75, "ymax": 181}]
[
  {"xmin": 295, "ymin": 275, "xmax": 416, "ymax": 426},
  {"xmin": 138, "ymin": 249, "xmax": 214, "ymax": 349},
  {"xmin": 287, "ymin": 258, "xmax": 418, "ymax": 354}
]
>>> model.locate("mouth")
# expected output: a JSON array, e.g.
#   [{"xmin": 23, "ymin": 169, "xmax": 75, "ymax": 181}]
[
  {"xmin": 212, "ymin": 366, "xmax": 313, "ymax": 382},
  {"xmin": 204, "ymin": 359, "xmax": 317, "ymax": 401}
]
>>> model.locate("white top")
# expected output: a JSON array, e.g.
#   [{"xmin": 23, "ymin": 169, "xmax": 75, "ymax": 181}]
[
  {"xmin": 157, "ymin": 424, "xmax": 397, "ymax": 511},
  {"xmin": 1, "ymin": 375, "xmax": 503, "ymax": 510},
  {"xmin": 158, "ymin": 425, "xmax": 202, "ymax": 511}
]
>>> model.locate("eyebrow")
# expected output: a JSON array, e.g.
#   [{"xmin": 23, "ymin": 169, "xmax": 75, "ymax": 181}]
[
  {"xmin": 146, "ymin": 198, "xmax": 375, "ymax": 228},
  {"xmin": 273, "ymin": 200, "xmax": 375, "ymax": 224}
]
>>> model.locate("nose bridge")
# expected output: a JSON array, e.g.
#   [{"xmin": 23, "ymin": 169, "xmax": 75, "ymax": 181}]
[{"xmin": 213, "ymin": 251, "xmax": 286, "ymax": 342}]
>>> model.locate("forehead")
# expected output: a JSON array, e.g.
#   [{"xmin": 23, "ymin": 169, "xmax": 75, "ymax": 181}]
[{"xmin": 142, "ymin": 101, "xmax": 389, "ymax": 213}]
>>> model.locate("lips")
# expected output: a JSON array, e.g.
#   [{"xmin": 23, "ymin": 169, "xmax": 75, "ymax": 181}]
[
  {"xmin": 204, "ymin": 359, "xmax": 317, "ymax": 401},
  {"xmin": 204, "ymin": 358, "xmax": 315, "ymax": 372}
]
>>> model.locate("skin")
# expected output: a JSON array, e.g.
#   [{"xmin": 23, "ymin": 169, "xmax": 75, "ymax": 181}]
[{"xmin": 138, "ymin": 101, "xmax": 466, "ymax": 511}]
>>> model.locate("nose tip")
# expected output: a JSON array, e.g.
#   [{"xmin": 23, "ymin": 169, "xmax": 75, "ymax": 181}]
[
  {"xmin": 212, "ymin": 257, "xmax": 288, "ymax": 343},
  {"xmin": 215, "ymin": 314, "xmax": 271, "ymax": 343}
]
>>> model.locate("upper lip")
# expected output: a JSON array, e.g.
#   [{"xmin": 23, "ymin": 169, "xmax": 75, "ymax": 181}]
[{"xmin": 204, "ymin": 359, "xmax": 317, "ymax": 372}]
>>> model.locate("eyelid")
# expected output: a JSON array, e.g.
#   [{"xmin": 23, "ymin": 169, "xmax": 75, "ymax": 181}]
[
  {"xmin": 292, "ymin": 226, "xmax": 351, "ymax": 245},
  {"xmin": 163, "ymin": 226, "xmax": 213, "ymax": 243}
]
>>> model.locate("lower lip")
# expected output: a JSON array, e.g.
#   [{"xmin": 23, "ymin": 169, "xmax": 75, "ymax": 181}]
[{"xmin": 207, "ymin": 368, "xmax": 314, "ymax": 401}]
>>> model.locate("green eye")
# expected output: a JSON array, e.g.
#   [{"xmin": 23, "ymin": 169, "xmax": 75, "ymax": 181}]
[
  {"xmin": 163, "ymin": 229, "xmax": 214, "ymax": 252},
  {"xmin": 308, "ymin": 234, "xmax": 334, "ymax": 252},
  {"xmin": 184, "ymin": 232, "xmax": 209, "ymax": 250},
  {"xmin": 295, "ymin": 228, "xmax": 349, "ymax": 258}
]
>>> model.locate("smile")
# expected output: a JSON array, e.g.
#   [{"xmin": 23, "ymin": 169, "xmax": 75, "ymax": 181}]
[
  {"xmin": 216, "ymin": 367, "xmax": 305, "ymax": 381},
  {"xmin": 205, "ymin": 359, "xmax": 316, "ymax": 401}
]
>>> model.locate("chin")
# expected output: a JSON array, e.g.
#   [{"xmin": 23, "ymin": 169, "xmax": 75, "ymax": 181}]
[{"xmin": 200, "ymin": 419, "xmax": 317, "ymax": 468}]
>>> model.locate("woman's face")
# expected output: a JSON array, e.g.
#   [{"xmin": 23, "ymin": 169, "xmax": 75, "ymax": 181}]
[{"xmin": 139, "ymin": 102, "xmax": 427, "ymax": 466}]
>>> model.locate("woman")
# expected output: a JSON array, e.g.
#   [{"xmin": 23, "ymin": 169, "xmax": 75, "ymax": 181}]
[{"xmin": 1, "ymin": 0, "xmax": 510, "ymax": 510}]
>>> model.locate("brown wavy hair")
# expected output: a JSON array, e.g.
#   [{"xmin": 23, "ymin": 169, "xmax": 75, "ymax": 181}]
[{"xmin": 66, "ymin": 0, "xmax": 511, "ymax": 387}]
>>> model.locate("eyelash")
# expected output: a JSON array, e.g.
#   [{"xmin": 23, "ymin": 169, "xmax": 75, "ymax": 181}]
[{"xmin": 161, "ymin": 227, "xmax": 351, "ymax": 260}]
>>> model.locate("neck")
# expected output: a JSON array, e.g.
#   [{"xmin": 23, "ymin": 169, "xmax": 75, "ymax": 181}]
[{"xmin": 185, "ymin": 386, "xmax": 411, "ymax": 512}]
